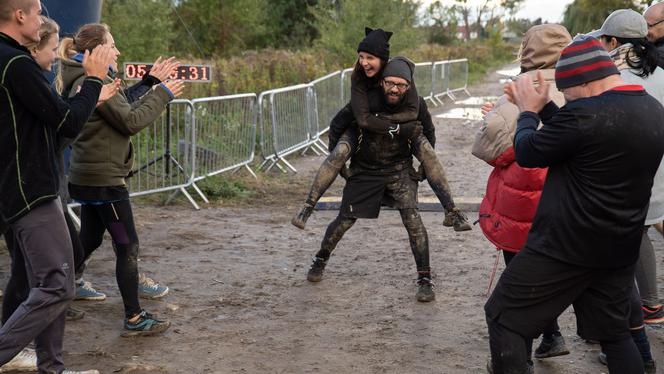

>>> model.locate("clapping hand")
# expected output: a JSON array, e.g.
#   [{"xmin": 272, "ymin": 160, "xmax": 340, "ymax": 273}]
[
  {"xmin": 96, "ymin": 78, "xmax": 121, "ymax": 107},
  {"xmin": 149, "ymin": 56, "xmax": 180, "ymax": 82},
  {"xmin": 504, "ymin": 71, "xmax": 551, "ymax": 113}
]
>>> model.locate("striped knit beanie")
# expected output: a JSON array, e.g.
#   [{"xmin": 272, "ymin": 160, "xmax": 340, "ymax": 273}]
[{"xmin": 555, "ymin": 35, "xmax": 619, "ymax": 89}]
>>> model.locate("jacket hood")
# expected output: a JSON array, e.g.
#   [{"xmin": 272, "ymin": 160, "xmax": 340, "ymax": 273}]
[
  {"xmin": 520, "ymin": 24, "xmax": 572, "ymax": 72},
  {"xmin": 59, "ymin": 58, "xmax": 86, "ymax": 93}
]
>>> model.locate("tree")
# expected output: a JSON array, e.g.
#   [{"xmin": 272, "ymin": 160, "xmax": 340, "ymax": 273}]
[
  {"xmin": 562, "ymin": 0, "xmax": 649, "ymax": 36},
  {"xmin": 312, "ymin": 0, "xmax": 422, "ymax": 65},
  {"xmin": 172, "ymin": 0, "xmax": 271, "ymax": 58},
  {"xmin": 264, "ymin": 0, "xmax": 319, "ymax": 48},
  {"xmin": 101, "ymin": 0, "xmax": 175, "ymax": 63},
  {"xmin": 423, "ymin": 1, "xmax": 459, "ymax": 45}
]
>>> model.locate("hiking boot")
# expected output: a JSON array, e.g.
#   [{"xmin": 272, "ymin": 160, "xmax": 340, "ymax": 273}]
[
  {"xmin": 307, "ymin": 256, "xmax": 327, "ymax": 282},
  {"xmin": 534, "ymin": 334, "xmax": 569, "ymax": 358},
  {"xmin": 122, "ymin": 310, "xmax": 171, "ymax": 337},
  {"xmin": 416, "ymin": 277, "xmax": 435, "ymax": 302},
  {"xmin": 642, "ymin": 304, "xmax": 664, "ymax": 324},
  {"xmin": 443, "ymin": 208, "xmax": 472, "ymax": 231},
  {"xmin": 0, "ymin": 348, "xmax": 36, "ymax": 372},
  {"xmin": 292, "ymin": 203, "xmax": 315, "ymax": 230},
  {"xmin": 486, "ymin": 358, "xmax": 534, "ymax": 374},
  {"xmin": 138, "ymin": 273, "xmax": 169, "ymax": 299},
  {"xmin": 599, "ymin": 352, "xmax": 656, "ymax": 373},
  {"xmin": 65, "ymin": 306, "xmax": 86, "ymax": 321},
  {"xmin": 75, "ymin": 280, "xmax": 106, "ymax": 301},
  {"xmin": 62, "ymin": 370, "xmax": 100, "ymax": 374}
]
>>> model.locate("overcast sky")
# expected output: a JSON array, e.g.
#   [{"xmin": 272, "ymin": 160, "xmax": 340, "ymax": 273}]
[{"xmin": 420, "ymin": 0, "xmax": 575, "ymax": 23}]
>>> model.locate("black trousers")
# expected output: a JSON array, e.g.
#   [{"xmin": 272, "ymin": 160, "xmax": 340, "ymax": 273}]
[{"xmin": 77, "ymin": 200, "xmax": 141, "ymax": 317}]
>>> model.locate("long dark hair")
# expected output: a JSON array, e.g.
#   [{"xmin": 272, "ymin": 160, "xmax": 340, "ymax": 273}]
[{"xmin": 604, "ymin": 36, "xmax": 659, "ymax": 78}]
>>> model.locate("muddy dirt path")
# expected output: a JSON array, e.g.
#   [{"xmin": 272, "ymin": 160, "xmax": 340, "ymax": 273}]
[{"xmin": 1, "ymin": 64, "xmax": 662, "ymax": 373}]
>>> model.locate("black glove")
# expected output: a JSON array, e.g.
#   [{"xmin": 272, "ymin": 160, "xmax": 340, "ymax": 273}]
[
  {"xmin": 399, "ymin": 121, "xmax": 422, "ymax": 140},
  {"xmin": 339, "ymin": 164, "xmax": 351, "ymax": 180}
]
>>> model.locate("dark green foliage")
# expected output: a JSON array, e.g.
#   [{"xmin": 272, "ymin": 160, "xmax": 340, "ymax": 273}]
[{"xmin": 562, "ymin": 0, "xmax": 649, "ymax": 36}]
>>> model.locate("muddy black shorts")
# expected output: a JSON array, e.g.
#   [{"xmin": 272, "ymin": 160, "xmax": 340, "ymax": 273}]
[
  {"xmin": 340, "ymin": 168, "xmax": 418, "ymax": 219},
  {"xmin": 485, "ymin": 247, "xmax": 635, "ymax": 342}
]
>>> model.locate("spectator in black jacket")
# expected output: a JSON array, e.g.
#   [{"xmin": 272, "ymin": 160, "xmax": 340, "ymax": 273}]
[
  {"xmin": 0, "ymin": 0, "xmax": 113, "ymax": 372},
  {"xmin": 485, "ymin": 35, "xmax": 664, "ymax": 374}
]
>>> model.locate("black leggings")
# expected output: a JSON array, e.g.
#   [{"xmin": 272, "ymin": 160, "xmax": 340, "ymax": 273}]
[
  {"xmin": 78, "ymin": 200, "xmax": 141, "ymax": 318},
  {"xmin": 315, "ymin": 208, "xmax": 430, "ymax": 274},
  {"xmin": 2, "ymin": 207, "xmax": 85, "ymax": 324}
]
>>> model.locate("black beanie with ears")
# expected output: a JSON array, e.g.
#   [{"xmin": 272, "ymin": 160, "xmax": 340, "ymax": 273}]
[{"xmin": 357, "ymin": 27, "xmax": 392, "ymax": 60}]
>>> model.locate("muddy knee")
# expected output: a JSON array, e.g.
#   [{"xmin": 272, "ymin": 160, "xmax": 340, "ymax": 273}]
[{"xmin": 327, "ymin": 141, "xmax": 352, "ymax": 168}]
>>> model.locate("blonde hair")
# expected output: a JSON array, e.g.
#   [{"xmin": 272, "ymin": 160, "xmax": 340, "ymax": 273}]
[
  {"xmin": 24, "ymin": 16, "xmax": 58, "ymax": 51},
  {"xmin": 58, "ymin": 23, "xmax": 109, "ymax": 61}
]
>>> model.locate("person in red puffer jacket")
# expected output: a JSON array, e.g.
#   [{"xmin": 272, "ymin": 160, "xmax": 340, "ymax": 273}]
[{"xmin": 471, "ymin": 24, "xmax": 571, "ymax": 370}]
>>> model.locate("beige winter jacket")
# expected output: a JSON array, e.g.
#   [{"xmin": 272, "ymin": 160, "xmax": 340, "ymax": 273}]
[
  {"xmin": 472, "ymin": 69, "xmax": 565, "ymax": 162},
  {"xmin": 472, "ymin": 24, "xmax": 571, "ymax": 162}
]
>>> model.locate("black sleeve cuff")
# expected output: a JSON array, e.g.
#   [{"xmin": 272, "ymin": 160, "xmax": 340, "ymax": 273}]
[
  {"xmin": 539, "ymin": 101, "xmax": 559, "ymax": 121},
  {"xmin": 83, "ymin": 76, "xmax": 104, "ymax": 86},
  {"xmin": 144, "ymin": 74, "xmax": 161, "ymax": 85}
]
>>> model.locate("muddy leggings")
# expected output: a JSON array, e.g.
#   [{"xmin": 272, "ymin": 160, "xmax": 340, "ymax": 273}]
[
  {"xmin": 315, "ymin": 208, "xmax": 430, "ymax": 274},
  {"xmin": 77, "ymin": 200, "xmax": 141, "ymax": 318},
  {"xmin": 304, "ymin": 130, "xmax": 456, "ymax": 212}
]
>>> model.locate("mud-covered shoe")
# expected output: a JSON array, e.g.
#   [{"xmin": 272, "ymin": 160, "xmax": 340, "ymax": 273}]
[
  {"xmin": 416, "ymin": 277, "xmax": 435, "ymax": 302},
  {"xmin": 66, "ymin": 306, "xmax": 86, "ymax": 321},
  {"xmin": 138, "ymin": 273, "xmax": 169, "ymax": 299},
  {"xmin": 75, "ymin": 280, "xmax": 106, "ymax": 301},
  {"xmin": 534, "ymin": 334, "xmax": 569, "ymax": 358},
  {"xmin": 292, "ymin": 203, "xmax": 315, "ymax": 230},
  {"xmin": 643, "ymin": 304, "xmax": 664, "ymax": 324},
  {"xmin": 0, "ymin": 348, "xmax": 37, "ymax": 372},
  {"xmin": 307, "ymin": 256, "xmax": 327, "ymax": 282},
  {"xmin": 122, "ymin": 310, "xmax": 170, "ymax": 337},
  {"xmin": 443, "ymin": 208, "xmax": 472, "ymax": 231}
]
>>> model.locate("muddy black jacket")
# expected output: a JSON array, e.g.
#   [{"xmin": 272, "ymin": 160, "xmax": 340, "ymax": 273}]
[
  {"xmin": 514, "ymin": 86, "xmax": 664, "ymax": 268},
  {"xmin": 0, "ymin": 33, "xmax": 102, "ymax": 223},
  {"xmin": 328, "ymin": 96, "xmax": 435, "ymax": 151}
]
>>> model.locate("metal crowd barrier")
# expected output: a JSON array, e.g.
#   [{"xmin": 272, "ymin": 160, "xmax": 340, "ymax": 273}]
[
  {"xmin": 127, "ymin": 99, "xmax": 206, "ymax": 209},
  {"xmin": 414, "ymin": 62, "xmax": 435, "ymax": 106},
  {"xmin": 340, "ymin": 68, "xmax": 354, "ymax": 105},
  {"xmin": 446, "ymin": 58, "xmax": 471, "ymax": 100},
  {"xmin": 431, "ymin": 61, "xmax": 450, "ymax": 105},
  {"xmin": 191, "ymin": 94, "xmax": 258, "ymax": 184},
  {"xmin": 310, "ymin": 70, "xmax": 343, "ymax": 153},
  {"xmin": 258, "ymin": 84, "xmax": 315, "ymax": 173},
  {"xmin": 68, "ymin": 57, "xmax": 472, "ymax": 215}
]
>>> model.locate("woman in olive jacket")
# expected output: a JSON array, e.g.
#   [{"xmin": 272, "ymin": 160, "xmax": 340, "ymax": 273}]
[{"xmin": 59, "ymin": 23, "xmax": 184, "ymax": 336}]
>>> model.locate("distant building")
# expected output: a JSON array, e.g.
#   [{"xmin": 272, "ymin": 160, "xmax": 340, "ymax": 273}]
[{"xmin": 456, "ymin": 26, "xmax": 478, "ymax": 40}]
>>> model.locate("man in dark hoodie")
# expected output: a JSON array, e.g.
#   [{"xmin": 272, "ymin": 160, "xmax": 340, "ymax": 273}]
[
  {"xmin": 0, "ymin": 0, "xmax": 113, "ymax": 372},
  {"xmin": 645, "ymin": 2, "xmax": 664, "ymax": 68},
  {"xmin": 306, "ymin": 57, "xmax": 437, "ymax": 303}
]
